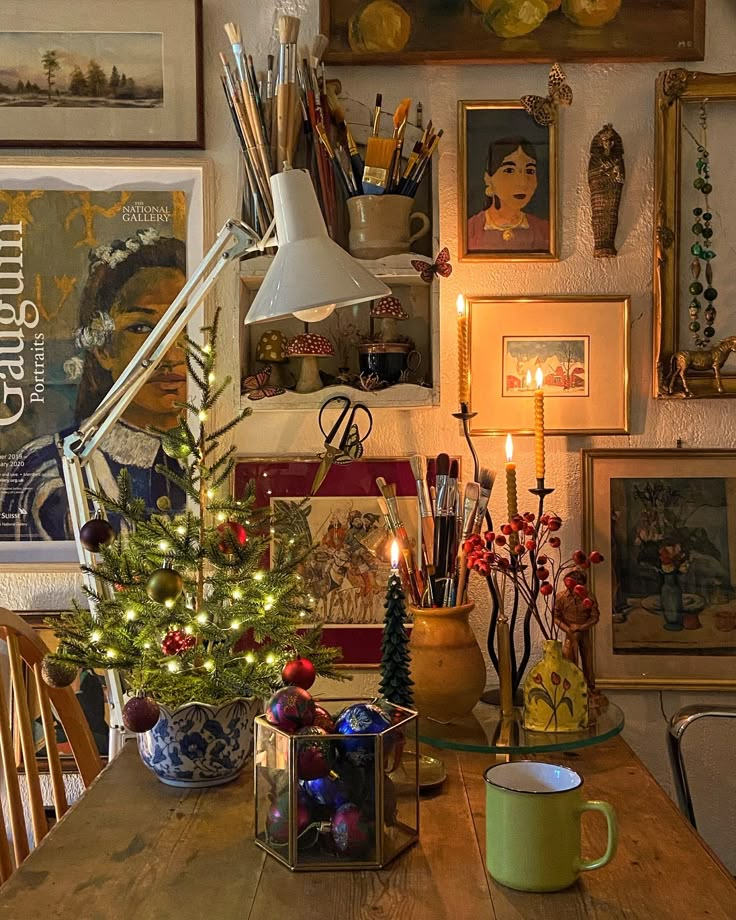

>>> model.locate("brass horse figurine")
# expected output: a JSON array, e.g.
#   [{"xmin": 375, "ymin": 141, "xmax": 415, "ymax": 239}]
[{"xmin": 667, "ymin": 335, "xmax": 736, "ymax": 396}]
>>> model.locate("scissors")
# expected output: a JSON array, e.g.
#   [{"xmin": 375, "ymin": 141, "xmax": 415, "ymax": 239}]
[{"xmin": 310, "ymin": 395, "xmax": 373, "ymax": 495}]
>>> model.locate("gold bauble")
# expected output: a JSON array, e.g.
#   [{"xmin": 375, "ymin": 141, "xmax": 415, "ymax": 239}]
[
  {"xmin": 41, "ymin": 655, "xmax": 78, "ymax": 688},
  {"xmin": 146, "ymin": 567, "xmax": 184, "ymax": 604}
]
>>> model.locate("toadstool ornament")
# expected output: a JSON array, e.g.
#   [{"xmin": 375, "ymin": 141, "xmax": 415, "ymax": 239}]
[
  {"xmin": 255, "ymin": 329, "xmax": 292, "ymax": 388},
  {"xmin": 287, "ymin": 333, "xmax": 335, "ymax": 393},
  {"xmin": 370, "ymin": 296, "xmax": 408, "ymax": 342}
]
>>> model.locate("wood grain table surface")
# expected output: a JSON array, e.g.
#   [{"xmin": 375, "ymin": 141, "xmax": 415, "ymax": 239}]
[{"xmin": 0, "ymin": 737, "xmax": 733, "ymax": 920}]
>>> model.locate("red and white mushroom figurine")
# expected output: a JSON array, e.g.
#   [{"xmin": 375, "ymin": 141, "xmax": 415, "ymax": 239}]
[
  {"xmin": 370, "ymin": 295, "xmax": 409, "ymax": 341},
  {"xmin": 287, "ymin": 333, "xmax": 335, "ymax": 393}
]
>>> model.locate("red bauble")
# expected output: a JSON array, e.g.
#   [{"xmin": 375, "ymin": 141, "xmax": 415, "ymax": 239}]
[
  {"xmin": 331, "ymin": 804, "xmax": 373, "ymax": 857},
  {"xmin": 122, "ymin": 696, "xmax": 161, "ymax": 733},
  {"xmin": 282, "ymin": 656, "xmax": 316, "ymax": 691},
  {"xmin": 266, "ymin": 792, "xmax": 311, "ymax": 845},
  {"xmin": 296, "ymin": 726, "xmax": 335, "ymax": 780},
  {"xmin": 312, "ymin": 704, "xmax": 337, "ymax": 734},
  {"xmin": 265, "ymin": 686, "xmax": 316, "ymax": 732},
  {"xmin": 161, "ymin": 629, "xmax": 196, "ymax": 656},
  {"xmin": 217, "ymin": 521, "xmax": 248, "ymax": 553}
]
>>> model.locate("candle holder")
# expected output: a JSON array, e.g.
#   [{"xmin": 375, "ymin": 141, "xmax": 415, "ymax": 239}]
[{"xmin": 452, "ymin": 402, "xmax": 480, "ymax": 481}]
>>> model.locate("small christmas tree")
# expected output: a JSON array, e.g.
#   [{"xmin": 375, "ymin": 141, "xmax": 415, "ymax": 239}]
[
  {"xmin": 47, "ymin": 310, "xmax": 341, "ymax": 708},
  {"xmin": 379, "ymin": 568, "xmax": 413, "ymax": 708}
]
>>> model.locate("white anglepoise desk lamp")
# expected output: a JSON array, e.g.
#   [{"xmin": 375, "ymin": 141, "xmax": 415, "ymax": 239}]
[{"xmin": 61, "ymin": 167, "xmax": 389, "ymax": 754}]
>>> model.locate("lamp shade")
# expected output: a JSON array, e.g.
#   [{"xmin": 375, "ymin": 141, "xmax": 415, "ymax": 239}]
[{"xmin": 244, "ymin": 169, "xmax": 390, "ymax": 325}]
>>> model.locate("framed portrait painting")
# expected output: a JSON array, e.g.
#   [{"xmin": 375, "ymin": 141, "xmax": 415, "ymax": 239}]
[
  {"xmin": 583, "ymin": 449, "xmax": 736, "ymax": 690},
  {"xmin": 0, "ymin": 157, "xmax": 212, "ymax": 569},
  {"xmin": 233, "ymin": 457, "xmax": 429, "ymax": 667},
  {"xmin": 0, "ymin": 0, "xmax": 203, "ymax": 147},
  {"xmin": 468, "ymin": 296, "xmax": 629, "ymax": 435},
  {"xmin": 459, "ymin": 101, "xmax": 557, "ymax": 262},
  {"xmin": 320, "ymin": 1, "xmax": 705, "ymax": 65}
]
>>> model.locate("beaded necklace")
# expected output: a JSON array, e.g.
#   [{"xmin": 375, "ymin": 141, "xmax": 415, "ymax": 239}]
[{"xmin": 686, "ymin": 102, "xmax": 717, "ymax": 348}]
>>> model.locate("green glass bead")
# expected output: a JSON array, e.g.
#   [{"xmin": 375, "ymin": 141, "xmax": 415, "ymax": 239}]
[
  {"xmin": 704, "ymin": 287, "xmax": 718, "ymax": 301},
  {"xmin": 703, "ymin": 212, "xmax": 712, "ymax": 221},
  {"xmin": 703, "ymin": 250, "xmax": 715, "ymax": 260},
  {"xmin": 704, "ymin": 327, "xmax": 715, "ymax": 338},
  {"xmin": 689, "ymin": 321, "xmax": 701, "ymax": 332},
  {"xmin": 694, "ymin": 177, "xmax": 705, "ymax": 190},
  {"xmin": 702, "ymin": 227, "xmax": 713, "ymax": 239},
  {"xmin": 702, "ymin": 182, "xmax": 713, "ymax": 195},
  {"xmin": 692, "ymin": 222, "xmax": 703, "ymax": 235},
  {"xmin": 696, "ymin": 159, "xmax": 704, "ymax": 169},
  {"xmin": 691, "ymin": 243, "xmax": 704, "ymax": 257},
  {"xmin": 689, "ymin": 281, "xmax": 703, "ymax": 295},
  {"xmin": 693, "ymin": 207, "xmax": 703, "ymax": 216}
]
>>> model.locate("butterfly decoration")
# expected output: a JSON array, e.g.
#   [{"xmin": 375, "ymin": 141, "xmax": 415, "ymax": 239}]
[
  {"xmin": 335, "ymin": 424, "xmax": 366, "ymax": 463},
  {"xmin": 242, "ymin": 365, "xmax": 285, "ymax": 401},
  {"xmin": 521, "ymin": 63, "xmax": 573, "ymax": 128},
  {"xmin": 411, "ymin": 247, "xmax": 453, "ymax": 284}
]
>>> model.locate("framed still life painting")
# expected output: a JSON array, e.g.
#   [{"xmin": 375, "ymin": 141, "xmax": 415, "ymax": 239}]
[
  {"xmin": 0, "ymin": 157, "xmax": 212, "ymax": 570},
  {"xmin": 583, "ymin": 449, "xmax": 736, "ymax": 690},
  {"xmin": 321, "ymin": 0, "xmax": 704, "ymax": 65},
  {"xmin": 468, "ymin": 296, "xmax": 629, "ymax": 435},
  {"xmin": 0, "ymin": 0, "xmax": 203, "ymax": 147},
  {"xmin": 459, "ymin": 101, "xmax": 557, "ymax": 262},
  {"xmin": 233, "ymin": 457, "xmax": 426, "ymax": 667}
]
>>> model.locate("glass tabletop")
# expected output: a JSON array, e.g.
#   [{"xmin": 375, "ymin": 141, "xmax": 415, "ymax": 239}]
[{"xmin": 418, "ymin": 700, "xmax": 624, "ymax": 755}]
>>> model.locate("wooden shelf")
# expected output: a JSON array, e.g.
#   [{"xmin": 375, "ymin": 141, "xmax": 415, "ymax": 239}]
[
  {"xmin": 240, "ymin": 382, "xmax": 436, "ymax": 412},
  {"xmin": 239, "ymin": 252, "xmax": 430, "ymax": 284}
]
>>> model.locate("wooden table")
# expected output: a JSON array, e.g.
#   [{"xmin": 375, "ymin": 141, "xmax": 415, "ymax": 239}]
[{"xmin": 1, "ymin": 738, "xmax": 734, "ymax": 919}]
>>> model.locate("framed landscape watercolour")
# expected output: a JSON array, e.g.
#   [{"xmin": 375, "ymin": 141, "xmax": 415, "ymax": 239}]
[
  {"xmin": 0, "ymin": 0, "xmax": 203, "ymax": 147},
  {"xmin": 0, "ymin": 157, "xmax": 212, "ymax": 570},
  {"xmin": 233, "ymin": 457, "xmax": 426, "ymax": 667},
  {"xmin": 459, "ymin": 102, "xmax": 557, "ymax": 262},
  {"xmin": 321, "ymin": 0, "xmax": 705, "ymax": 65},
  {"xmin": 468, "ymin": 296, "xmax": 629, "ymax": 435},
  {"xmin": 583, "ymin": 450, "xmax": 736, "ymax": 690}
]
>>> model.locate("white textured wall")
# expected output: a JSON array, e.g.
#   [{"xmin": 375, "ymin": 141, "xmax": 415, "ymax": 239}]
[{"xmin": 2, "ymin": 0, "xmax": 735, "ymax": 869}]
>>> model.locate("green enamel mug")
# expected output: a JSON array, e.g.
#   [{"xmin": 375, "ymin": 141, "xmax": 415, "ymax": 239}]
[{"xmin": 484, "ymin": 761, "xmax": 617, "ymax": 892}]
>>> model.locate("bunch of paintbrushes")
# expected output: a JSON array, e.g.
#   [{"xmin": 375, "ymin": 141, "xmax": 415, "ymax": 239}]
[{"xmin": 390, "ymin": 456, "xmax": 496, "ymax": 609}]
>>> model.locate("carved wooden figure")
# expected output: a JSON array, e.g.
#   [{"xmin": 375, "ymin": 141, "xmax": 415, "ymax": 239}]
[{"xmin": 588, "ymin": 124, "xmax": 625, "ymax": 258}]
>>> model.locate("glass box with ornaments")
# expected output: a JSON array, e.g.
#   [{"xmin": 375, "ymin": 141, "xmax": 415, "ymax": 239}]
[{"xmin": 254, "ymin": 692, "xmax": 419, "ymax": 870}]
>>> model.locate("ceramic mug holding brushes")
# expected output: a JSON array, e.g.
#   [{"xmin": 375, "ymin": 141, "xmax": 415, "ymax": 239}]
[
  {"xmin": 484, "ymin": 762, "xmax": 618, "ymax": 892},
  {"xmin": 347, "ymin": 194, "xmax": 431, "ymax": 259}
]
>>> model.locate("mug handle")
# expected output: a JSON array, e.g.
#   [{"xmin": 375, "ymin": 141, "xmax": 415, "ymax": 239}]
[
  {"xmin": 406, "ymin": 350, "xmax": 422, "ymax": 372},
  {"xmin": 408, "ymin": 211, "xmax": 431, "ymax": 244},
  {"xmin": 578, "ymin": 800, "xmax": 618, "ymax": 872}
]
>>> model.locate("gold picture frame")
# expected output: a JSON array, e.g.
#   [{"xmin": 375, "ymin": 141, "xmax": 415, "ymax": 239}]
[
  {"xmin": 458, "ymin": 101, "xmax": 558, "ymax": 263},
  {"xmin": 654, "ymin": 69, "xmax": 736, "ymax": 399},
  {"xmin": 468, "ymin": 296, "xmax": 629, "ymax": 436},
  {"xmin": 583, "ymin": 449, "xmax": 736, "ymax": 690}
]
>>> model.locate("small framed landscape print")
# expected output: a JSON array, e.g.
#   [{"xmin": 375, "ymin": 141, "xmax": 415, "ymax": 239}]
[
  {"xmin": 583, "ymin": 449, "xmax": 736, "ymax": 690},
  {"xmin": 468, "ymin": 296, "xmax": 629, "ymax": 435},
  {"xmin": 0, "ymin": 0, "xmax": 203, "ymax": 148},
  {"xmin": 459, "ymin": 102, "xmax": 557, "ymax": 262},
  {"xmin": 233, "ymin": 457, "xmax": 425, "ymax": 667}
]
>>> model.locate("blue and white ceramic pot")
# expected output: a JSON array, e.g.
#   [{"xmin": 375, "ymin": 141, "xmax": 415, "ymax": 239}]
[{"xmin": 137, "ymin": 698, "xmax": 260, "ymax": 788}]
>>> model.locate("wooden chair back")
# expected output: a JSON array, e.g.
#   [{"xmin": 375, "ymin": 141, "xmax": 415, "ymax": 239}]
[{"xmin": 0, "ymin": 607, "xmax": 103, "ymax": 882}]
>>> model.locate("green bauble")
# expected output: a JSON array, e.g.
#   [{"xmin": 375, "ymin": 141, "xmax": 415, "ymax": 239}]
[
  {"xmin": 694, "ymin": 177, "xmax": 705, "ymax": 190},
  {"xmin": 704, "ymin": 327, "xmax": 716, "ymax": 338},
  {"xmin": 703, "ymin": 250, "xmax": 715, "ymax": 260},
  {"xmin": 703, "ymin": 211, "xmax": 712, "ymax": 221},
  {"xmin": 689, "ymin": 282, "xmax": 703, "ymax": 295},
  {"xmin": 162, "ymin": 429, "xmax": 192, "ymax": 460},
  {"xmin": 702, "ymin": 182, "xmax": 712, "ymax": 195},
  {"xmin": 689, "ymin": 321, "xmax": 701, "ymax": 332},
  {"xmin": 702, "ymin": 226, "xmax": 713, "ymax": 239},
  {"xmin": 693, "ymin": 207, "xmax": 703, "ymax": 216},
  {"xmin": 704, "ymin": 287, "xmax": 718, "ymax": 301},
  {"xmin": 691, "ymin": 243, "xmax": 703, "ymax": 257},
  {"xmin": 692, "ymin": 222, "xmax": 703, "ymax": 235},
  {"xmin": 146, "ymin": 567, "xmax": 184, "ymax": 604}
]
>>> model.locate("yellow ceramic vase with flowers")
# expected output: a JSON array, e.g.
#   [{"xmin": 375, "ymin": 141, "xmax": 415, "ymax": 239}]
[{"xmin": 523, "ymin": 639, "xmax": 588, "ymax": 732}]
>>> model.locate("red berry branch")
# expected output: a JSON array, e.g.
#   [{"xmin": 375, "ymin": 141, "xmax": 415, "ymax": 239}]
[{"xmin": 463, "ymin": 512, "xmax": 604, "ymax": 640}]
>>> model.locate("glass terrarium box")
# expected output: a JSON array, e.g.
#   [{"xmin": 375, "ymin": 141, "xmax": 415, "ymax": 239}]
[{"xmin": 254, "ymin": 698, "xmax": 419, "ymax": 870}]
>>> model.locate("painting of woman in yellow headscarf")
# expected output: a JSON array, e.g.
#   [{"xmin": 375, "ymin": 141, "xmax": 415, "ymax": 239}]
[{"xmin": 460, "ymin": 102, "xmax": 558, "ymax": 262}]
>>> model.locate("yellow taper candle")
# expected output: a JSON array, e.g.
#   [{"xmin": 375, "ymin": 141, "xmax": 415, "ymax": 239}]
[
  {"xmin": 457, "ymin": 294, "xmax": 470, "ymax": 407},
  {"xmin": 534, "ymin": 366, "xmax": 545, "ymax": 481},
  {"xmin": 505, "ymin": 433, "xmax": 518, "ymax": 521}
]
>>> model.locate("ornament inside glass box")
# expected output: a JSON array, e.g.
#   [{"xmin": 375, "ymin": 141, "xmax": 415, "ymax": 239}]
[{"xmin": 255, "ymin": 695, "xmax": 419, "ymax": 870}]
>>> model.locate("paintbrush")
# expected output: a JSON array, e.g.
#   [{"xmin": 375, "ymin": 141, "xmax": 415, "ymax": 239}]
[
  {"xmin": 328, "ymin": 94, "xmax": 364, "ymax": 193},
  {"xmin": 315, "ymin": 123, "xmax": 354, "ymax": 197},
  {"xmin": 363, "ymin": 137, "xmax": 397, "ymax": 195},
  {"xmin": 410, "ymin": 454, "xmax": 434, "ymax": 569},
  {"xmin": 375, "ymin": 478, "xmax": 423, "ymax": 604},
  {"xmin": 404, "ymin": 129, "xmax": 443, "ymax": 197},
  {"xmin": 432, "ymin": 454, "xmax": 450, "ymax": 583},
  {"xmin": 456, "ymin": 482, "xmax": 480, "ymax": 605},
  {"xmin": 474, "ymin": 467, "xmax": 497, "ymax": 534},
  {"xmin": 371, "ymin": 93, "xmax": 382, "ymax": 136},
  {"xmin": 389, "ymin": 97, "xmax": 411, "ymax": 191},
  {"xmin": 276, "ymin": 14, "xmax": 300, "ymax": 170}
]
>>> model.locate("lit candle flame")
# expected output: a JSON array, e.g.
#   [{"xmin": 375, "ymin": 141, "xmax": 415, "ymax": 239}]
[
  {"xmin": 525, "ymin": 370, "xmax": 532, "ymax": 388},
  {"xmin": 456, "ymin": 294, "xmax": 466, "ymax": 317},
  {"xmin": 536, "ymin": 366, "xmax": 544, "ymax": 389},
  {"xmin": 391, "ymin": 539, "xmax": 400, "ymax": 570},
  {"xmin": 505, "ymin": 433, "xmax": 514, "ymax": 463}
]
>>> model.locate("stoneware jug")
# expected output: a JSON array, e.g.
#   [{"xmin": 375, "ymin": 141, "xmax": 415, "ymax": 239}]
[
  {"xmin": 523, "ymin": 639, "xmax": 588, "ymax": 733},
  {"xmin": 347, "ymin": 194, "xmax": 430, "ymax": 259},
  {"xmin": 484, "ymin": 761, "xmax": 617, "ymax": 892},
  {"xmin": 408, "ymin": 602, "xmax": 485, "ymax": 723}
]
